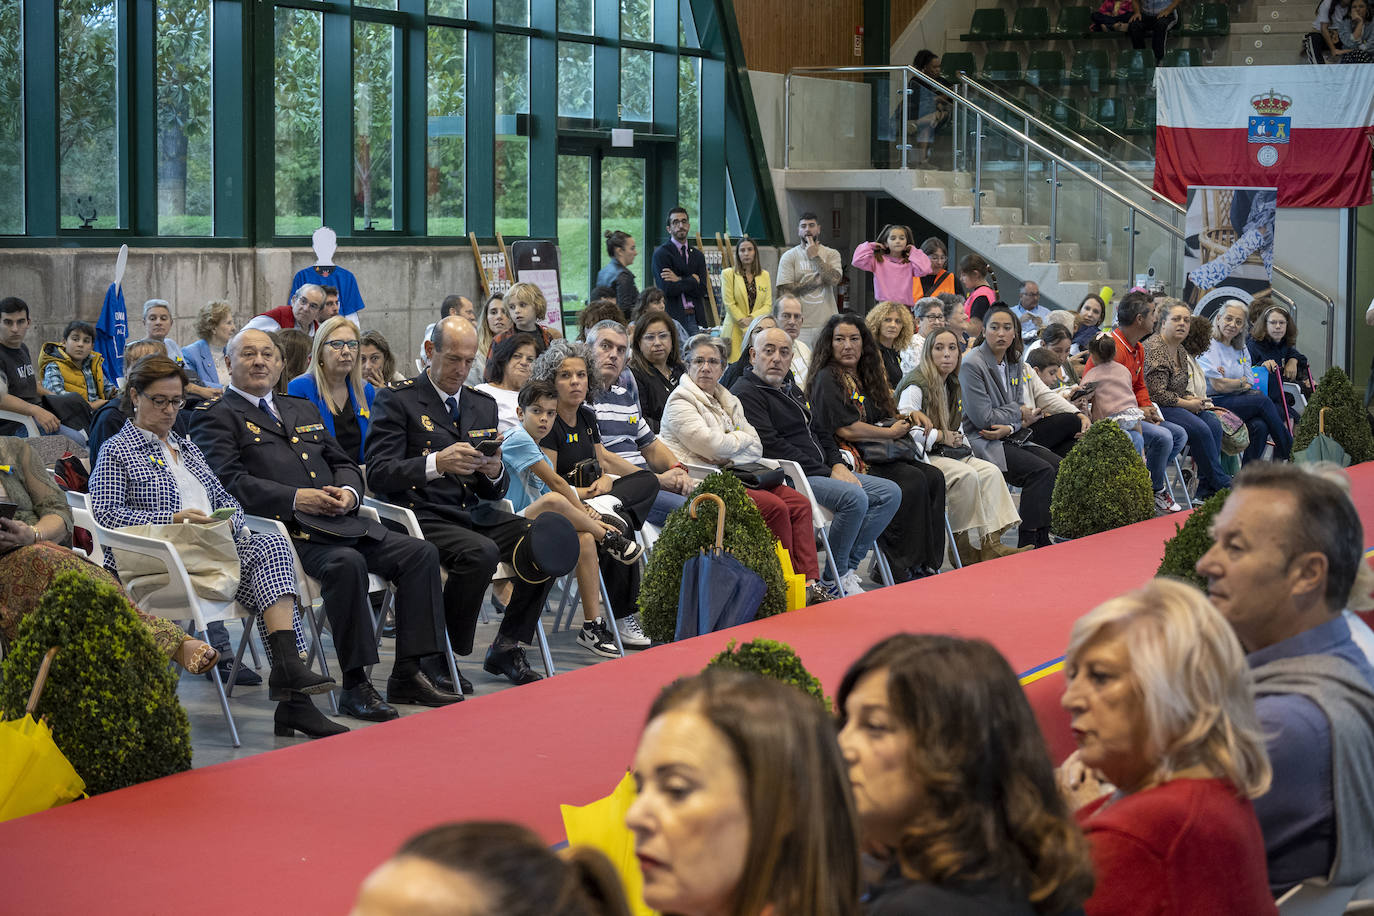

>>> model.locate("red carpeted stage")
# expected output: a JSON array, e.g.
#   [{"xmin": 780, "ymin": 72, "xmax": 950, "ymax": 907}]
[{"xmin": 6, "ymin": 465, "xmax": 1374, "ymax": 915}]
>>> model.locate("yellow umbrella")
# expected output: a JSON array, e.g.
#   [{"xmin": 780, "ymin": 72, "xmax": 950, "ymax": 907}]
[
  {"xmin": 561, "ymin": 771, "xmax": 658, "ymax": 916},
  {"xmin": 0, "ymin": 648, "xmax": 86, "ymax": 823}
]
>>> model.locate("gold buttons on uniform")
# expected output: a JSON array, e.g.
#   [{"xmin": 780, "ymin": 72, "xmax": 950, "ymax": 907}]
[
  {"xmin": 301, "ymin": 452, "xmax": 309, "ymax": 459},
  {"xmin": 309, "ymin": 471, "xmax": 317, "ymax": 478},
  {"xmin": 291, "ymin": 436, "xmax": 299, "ymax": 443}
]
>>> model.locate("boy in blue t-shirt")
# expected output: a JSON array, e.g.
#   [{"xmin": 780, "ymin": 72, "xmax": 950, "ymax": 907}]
[{"xmin": 499, "ymin": 380, "xmax": 642, "ymax": 658}]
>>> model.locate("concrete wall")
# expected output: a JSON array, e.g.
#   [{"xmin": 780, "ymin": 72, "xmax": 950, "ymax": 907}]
[
  {"xmin": 752, "ymin": 71, "xmax": 873, "ymax": 171},
  {"xmin": 0, "ymin": 246, "xmax": 481, "ymax": 372}
]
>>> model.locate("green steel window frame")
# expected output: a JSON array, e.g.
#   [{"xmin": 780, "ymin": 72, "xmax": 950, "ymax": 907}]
[{"xmin": 4, "ymin": 0, "xmax": 780, "ymax": 248}]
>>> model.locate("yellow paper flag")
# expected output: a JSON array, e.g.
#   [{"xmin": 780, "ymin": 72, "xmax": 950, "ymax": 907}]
[{"xmin": 561, "ymin": 771, "xmax": 659, "ymax": 916}]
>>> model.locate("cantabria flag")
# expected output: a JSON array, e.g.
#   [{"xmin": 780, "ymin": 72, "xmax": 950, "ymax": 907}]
[{"xmin": 1154, "ymin": 65, "xmax": 1374, "ymax": 208}]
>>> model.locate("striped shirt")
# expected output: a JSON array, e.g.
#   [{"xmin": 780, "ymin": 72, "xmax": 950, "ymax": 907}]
[{"xmin": 592, "ymin": 373, "xmax": 656, "ymax": 468}]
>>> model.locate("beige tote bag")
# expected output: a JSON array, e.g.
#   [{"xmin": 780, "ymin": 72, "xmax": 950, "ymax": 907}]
[{"xmin": 112, "ymin": 519, "xmax": 242, "ymax": 604}]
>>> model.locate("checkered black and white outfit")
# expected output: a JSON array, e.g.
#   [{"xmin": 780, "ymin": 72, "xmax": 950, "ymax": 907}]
[{"xmin": 89, "ymin": 419, "xmax": 307, "ymax": 658}]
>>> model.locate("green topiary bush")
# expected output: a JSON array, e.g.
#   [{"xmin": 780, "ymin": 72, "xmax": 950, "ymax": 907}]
[
  {"xmin": 0, "ymin": 570, "xmax": 191, "ymax": 795},
  {"xmin": 1293, "ymin": 366, "xmax": 1374, "ymax": 464},
  {"xmin": 1050, "ymin": 419, "xmax": 1156, "ymax": 539},
  {"xmin": 706, "ymin": 638, "xmax": 830, "ymax": 711},
  {"xmin": 638, "ymin": 471, "xmax": 787, "ymax": 643},
  {"xmin": 1156, "ymin": 488, "xmax": 1230, "ymax": 591}
]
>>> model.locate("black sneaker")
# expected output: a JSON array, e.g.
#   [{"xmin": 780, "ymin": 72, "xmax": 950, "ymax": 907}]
[
  {"xmin": 600, "ymin": 531, "xmax": 643, "ymax": 565},
  {"xmin": 577, "ymin": 618, "xmax": 621, "ymax": 658},
  {"xmin": 206, "ymin": 659, "xmax": 262, "ymax": 687}
]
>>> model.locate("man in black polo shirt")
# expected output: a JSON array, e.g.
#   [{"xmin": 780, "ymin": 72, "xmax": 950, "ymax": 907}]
[{"xmin": 0, "ymin": 297, "xmax": 94, "ymax": 438}]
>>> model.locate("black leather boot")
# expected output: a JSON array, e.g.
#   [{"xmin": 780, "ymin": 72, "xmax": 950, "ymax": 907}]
[
  {"xmin": 273, "ymin": 696, "xmax": 349, "ymax": 739},
  {"xmin": 266, "ymin": 630, "xmax": 337, "ymax": 701}
]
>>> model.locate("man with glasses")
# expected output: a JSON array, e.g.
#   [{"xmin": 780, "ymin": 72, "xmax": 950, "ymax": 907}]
[
  {"xmin": 772, "ymin": 289, "xmax": 812, "ymax": 381},
  {"xmin": 246, "ymin": 284, "xmax": 325, "ymax": 336},
  {"xmin": 192, "ymin": 328, "xmax": 459, "ymax": 721},
  {"xmin": 776, "ymin": 212, "xmax": 843, "ymax": 349},
  {"xmin": 1013, "ymin": 280, "xmax": 1052, "ymax": 344},
  {"xmin": 651, "ymin": 207, "xmax": 708, "ymax": 336}
]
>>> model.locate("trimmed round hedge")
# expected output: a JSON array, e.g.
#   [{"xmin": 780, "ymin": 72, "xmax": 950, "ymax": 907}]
[
  {"xmin": 1050, "ymin": 419, "xmax": 1155, "ymax": 540},
  {"xmin": 705, "ymin": 638, "xmax": 830, "ymax": 711}
]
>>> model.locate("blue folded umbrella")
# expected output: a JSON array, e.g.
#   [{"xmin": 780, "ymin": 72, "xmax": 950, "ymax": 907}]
[{"xmin": 674, "ymin": 494, "xmax": 767, "ymax": 641}]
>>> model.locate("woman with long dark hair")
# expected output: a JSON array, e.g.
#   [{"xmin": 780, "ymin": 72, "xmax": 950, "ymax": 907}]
[
  {"xmin": 807, "ymin": 314, "xmax": 946, "ymax": 581},
  {"xmin": 628, "ymin": 312, "xmax": 685, "ymax": 434},
  {"xmin": 838, "ymin": 634, "xmax": 1095, "ymax": 914}
]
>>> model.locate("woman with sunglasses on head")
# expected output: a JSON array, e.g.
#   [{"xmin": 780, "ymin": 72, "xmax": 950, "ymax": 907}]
[{"xmin": 286, "ymin": 315, "xmax": 375, "ymax": 465}]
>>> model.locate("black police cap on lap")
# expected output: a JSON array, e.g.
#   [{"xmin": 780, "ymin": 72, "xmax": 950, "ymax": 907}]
[{"xmin": 512, "ymin": 513, "xmax": 579, "ymax": 583}]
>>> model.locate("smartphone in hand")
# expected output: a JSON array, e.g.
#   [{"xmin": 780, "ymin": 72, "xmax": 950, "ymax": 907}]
[
  {"xmin": 210, "ymin": 507, "xmax": 237, "ymax": 520},
  {"xmin": 0, "ymin": 501, "xmax": 17, "ymax": 520},
  {"xmin": 476, "ymin": 437, "xmax": 503, "ymax": 457}
]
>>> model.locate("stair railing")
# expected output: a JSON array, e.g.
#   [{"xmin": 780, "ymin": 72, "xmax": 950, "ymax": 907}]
[{"xmin": 782, "ymin": 63, "xmax": 1336, "ymax": 366}]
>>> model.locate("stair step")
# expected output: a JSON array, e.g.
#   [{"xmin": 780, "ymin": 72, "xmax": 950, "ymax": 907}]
[
  {"xmin": 914, "ymin": 169, "xmax": 972, "ymax": 190},
  {"xmin": 1231, "ymin": 20, "xmax": 1311, "ymax": 37},
  {"xmin": 1230, "ymin": 44, "xmax": 1308, "ymax": 65},
  {"xmin": 1032, "ymin": 260, "xmax": 1111, "ymax": 282},
  {"xmin": 948, "ymin": 188, "xmax": 999, "ymax": 208}
]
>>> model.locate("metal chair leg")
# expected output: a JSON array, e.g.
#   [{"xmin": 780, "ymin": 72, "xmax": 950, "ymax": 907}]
[
  {"xmin": 874, "ymin": 548, "xmax": 896, "ymax": 588},
  {"xmin": 226, "ymin": 622, "xmax": 255, "ymax": 698},
  {"xmin": 202, "ymin": 628, "xmax": 241, "ymax": 748},
  {"xmin": 301, "ymin": 598, "xmax": 338, "ymax": 715},
  {"xmin": 599, "ymin": 572, "xmax": 625, "ymax": 657},
  {"xmin": 944, "ymin": 515, "xmax": 962, "ymax": 570},
  {"xmin": 818, "ymin": 527, "xmax": 844, "ymax": 586},
  {"xmin": 535, "ymin": 602, "xmax": 557, "ymax": 677}
]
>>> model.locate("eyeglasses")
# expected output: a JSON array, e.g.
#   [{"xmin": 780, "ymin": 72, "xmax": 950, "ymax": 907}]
[
  {"xmin": 689, "ymin": 357, "xmax": 723, "ymax": 369},
  {"xmin": 141, "ymin": 394, "xmax": 185, "ymax": 410},
  {"xmin": 325, "ymin": 340, "xmax": 360, "ymax": 351},
  {"xmin": 669, "ymin": 218, "xmax": 690, "ymax": 226},
  {"xmin": 921, "ymin": 313, "xmax": 945, "ymax": 323}
]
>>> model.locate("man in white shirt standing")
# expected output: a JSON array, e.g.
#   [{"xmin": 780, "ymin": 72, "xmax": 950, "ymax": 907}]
[{"xmin": 776, "ymin": 212, "xmax": 843, "ymax": 349}]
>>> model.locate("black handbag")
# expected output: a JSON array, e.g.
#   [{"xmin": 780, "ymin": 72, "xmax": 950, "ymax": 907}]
[
  {"xmin": 856, "ymin": 420, "xmax": 919, "ymax": 465},
  {"xmin": 931, "ymin": 442, "xmax": 973, "ymax": 461},
  {"xmin": 563, "ymin": 457, "xmax": 603, "ymax": 489},
  {"xmin": 724, "ymin": 462, "xmax": 785, "ymax": 490}
]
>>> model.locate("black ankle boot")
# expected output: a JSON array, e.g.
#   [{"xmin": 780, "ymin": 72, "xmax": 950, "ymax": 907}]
[
  {"xmin": 266, "ymin": 630, "xmax": 336, "ymax": 701},
  {"xmin": 273, "ymin": 696, "xmax": 349, "ymax": 739}
]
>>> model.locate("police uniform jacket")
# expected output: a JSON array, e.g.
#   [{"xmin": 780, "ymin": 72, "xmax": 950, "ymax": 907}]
[
  {"xmin": 189, "ymin": 389, "xmax": 365, "ymax": 529},
  {"xmin": 363, "ymin": 376, "xmax": 508, "ymax": 523}
]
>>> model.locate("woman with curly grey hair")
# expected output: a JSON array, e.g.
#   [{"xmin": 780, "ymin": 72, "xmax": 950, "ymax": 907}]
[{"xmin": 527, "ymin": 339, "xmax": 660, "ymax": 646}]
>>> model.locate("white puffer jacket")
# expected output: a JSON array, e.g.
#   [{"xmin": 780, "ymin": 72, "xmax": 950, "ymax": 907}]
[{"xmin": 659, "ymin": 372, "xmax": 764, "ymax": 468}]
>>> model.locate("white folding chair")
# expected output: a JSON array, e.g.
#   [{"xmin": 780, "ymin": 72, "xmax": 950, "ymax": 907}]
[
  {"xmin": 363, "ymin": 495, "xmax": 555, "ymax": 679},
  {"xmin": 68, "ymin": 491, "xmax": 256, "ymax": 747},
  {"xmin": 1276, "ymin": 881, "xmax": 1358, "ymax": 915},
  {"xmin": 0, "ymin": 408, "xmax": 41, "ymax": 436}
]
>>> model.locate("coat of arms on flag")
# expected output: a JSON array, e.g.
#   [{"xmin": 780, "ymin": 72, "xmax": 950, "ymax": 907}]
[{"xmin": 1247, "ymin": 89, "xmax": 1291, "ymax": 169}]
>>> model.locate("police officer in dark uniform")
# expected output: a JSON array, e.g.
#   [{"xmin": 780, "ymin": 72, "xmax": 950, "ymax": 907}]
[
  {"xmin": 190, "ymin": 328, "xmax": 460, "ymax": 727},
  {"xmin": 365, "ymin": 316, "xmax": 578, "ymax": 687}
]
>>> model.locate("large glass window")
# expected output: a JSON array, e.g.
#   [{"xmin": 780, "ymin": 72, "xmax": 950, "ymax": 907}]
[
  {"xmin": 620, "ymin": 0, "xmax": 650, "ymax": 42},
  {"xmin": 620, "ymin": 49, "xmax": 652, "ymax": 123},
  {"xmin": 678, "ymin": 56, "xmax": 700, "ymax": 215},
  {"xmin": 602, "ymin": 156, "xmax": 646, "ymax": 290},
  {"xmin": 60, "ymin": 0, "xmax": 122, "ymax": 229},
  {"xmin": 495, "ymin": 0, "xmax": 528, "ymax": 27},
  {"xmin": 429, "ymin": 0, "xmax": 464, "ymax": 17},
  {"xmin": 157, "ymin": 0, "xmax": 213, "ymax": 236},
  {"xmin": 494, "ymin": 33, "xmax": 529, "ymax": 236},
  {"xmin": 0, "ymin": 0, "xmax": 23, "ymax": 234},
  {"xmin": 558, "ymin": 42, "xmax": 593, "ymax": 119},
  {"xmin": 354, "ymin": 21, "xmax": 396, "ymax": 232},
  {"xmin": 427, "ymin": 26, "xmax": 465, "ymax": 236},
  {"xmin": 559, "ymin": 0, "xmax": 592, "ymax": 34},
  {"xmin": 273, "ymin": 7, "xmax": 323, "ymax": 236},
  {"xmin": 557, "ymin": 154, "xmax": 591, "ymax": 307}
]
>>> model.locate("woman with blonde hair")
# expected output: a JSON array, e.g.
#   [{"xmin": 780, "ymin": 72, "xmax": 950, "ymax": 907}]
[
  {"xmin": 287, "ymin": 315, "xmax": 375, "ymax": 463},
  {"xmin": 626, "ymin": 669, "xmax": 861, "ymax": 916},
  {"xmin": 720, "ymin": 236, "xmax": 773, "ymax": 361},
  {"xmin": 1061, "ymin": 578, "xmax": 1276, "ymax": 915},
  {"xmin": 180, "ymin": 299, "xmax": 237, "ymax": 392},
  {"xmin": 1197, "ymin": 299, "xmax": 1291, "ymax": 463},
  {"xmin": 838, "ymin": 634, "xmax": 1094, "ymax": 914},
  {"xmin": 490, "ymin": 282, "xmax": 562, "ymax": 356},
  {"xmin": 896, "ymin": 327, "xmax": 1024, "ymax": 564},
  {"xmin": 865, "ymin": 301, "xmax": 914, "ymax": 389}
]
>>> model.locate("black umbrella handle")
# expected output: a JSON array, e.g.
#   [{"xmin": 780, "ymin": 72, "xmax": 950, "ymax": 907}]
[{"xmin": 689, "ymin": 493, "xmax": 727, "ymax": 551}]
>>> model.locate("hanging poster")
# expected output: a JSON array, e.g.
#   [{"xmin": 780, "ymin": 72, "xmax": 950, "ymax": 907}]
[{"xmin": 1181, "ymin": 186, "xmax": 1277, "ymax": 317}]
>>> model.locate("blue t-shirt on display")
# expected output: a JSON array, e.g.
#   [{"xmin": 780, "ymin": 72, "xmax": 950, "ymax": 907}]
[
  {"xmin": 500, "ymin": 424, "xmax": 551, "ymax": 514},
  {"xmin": 289, "ymin": 265, "xmax": 366, "ymax": 317}
]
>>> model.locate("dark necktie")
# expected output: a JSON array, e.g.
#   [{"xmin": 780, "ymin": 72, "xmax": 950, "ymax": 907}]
[
  {"xmin": 445, "ymin": 395, "xmax": 460, "ymax": 426},
  {"xmin": 258, "ymin": 398, "xmax": 279, "ymax": 424},
  {"xmin": 676, "ymin": 243, "xmax": 694, "ymax": 314}
]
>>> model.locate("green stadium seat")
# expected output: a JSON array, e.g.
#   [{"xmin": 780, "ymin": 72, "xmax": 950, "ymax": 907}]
[
  {"xmin": 1047, "ymin": 99, "xmax": 1081, "ymax": 133},
  {"xmin": 1126, "ymin": 96, "xmax": 1156, "ymax": 135},
  {"xmin": 1090, "ymin": 97, "xmax": 1126, "ymax": 134},
  {"xmin": 962, "ymin": 8, "xmax": 1008, "ymax": 42},
  {"xmin": 1182, "ymin": 2, "xmax": 1230, "ymax": 36},
  {"xmin": 1024, "ymin": 50, "xmax": 1064, "ymax": 89},
  {"xmin": 981, "ymin": 50, "xmax": 1023, "ymax": 83},
  {"xmin": 1161, "ymin": 47, "xmax": 1200, "ymax": 68},
  {"xmin": 940, "ymin": 51, "xmax": 977, "ymax": 82},
  {"xmin": 1114, "ymin": 48, "xmax": 1155, "ymax": 83},
  {"xmin": 1053, "ymin": 6, "xmax": 1093, "ymax": 37},
  {"xmin": 1009, "ymin": 7, "xmax": 1052, "ymax": 40},
  {"xmin": 1066, "ymin": 49, "xmax": 1110, "ymax": 89}
]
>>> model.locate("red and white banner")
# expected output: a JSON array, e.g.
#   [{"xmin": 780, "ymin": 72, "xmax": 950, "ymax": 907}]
[{"xmin": 1154, "ymin": 65, "xmax": 1374, "ymax": 209}]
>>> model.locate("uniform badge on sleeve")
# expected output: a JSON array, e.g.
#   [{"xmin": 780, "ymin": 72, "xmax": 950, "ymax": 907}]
[
  {"xmin": 421, "ymin": 415, "xmax": 436, "ymax": 431},
  {"xmin": 246, "ymin": 421, "xmax": 261, "ymax": 434}
]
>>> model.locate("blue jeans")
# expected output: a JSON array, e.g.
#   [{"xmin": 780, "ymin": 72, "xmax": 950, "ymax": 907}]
[
  {"xmin": 1141, "ymin": 417, "xmax": 1187, "ymax": 492},
  {"xmin": 646, "ymin": 488, "xmax": 687, "ymax": 527},
  {"xmin": 1212, "ymin": 390, "xmax": 1293, "ymax": 463},
  {"xmin": 1159, "ymin": 406, "xmax": 1231, "ymax": 495},
  {"xmin": 808, "ymin": 473, "xmax": 902, "ymax": 580}
]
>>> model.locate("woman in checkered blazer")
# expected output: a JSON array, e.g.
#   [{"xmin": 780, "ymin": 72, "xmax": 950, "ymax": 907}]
[{"xmin": 90, "ymin": 356, "xmax": 344, "ymax": 739}]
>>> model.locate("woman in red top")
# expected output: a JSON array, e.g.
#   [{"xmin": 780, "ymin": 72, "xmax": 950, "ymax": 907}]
[{"xmin": 1060, "ymin": 578, "xmax": 1277, "ymax": 915}]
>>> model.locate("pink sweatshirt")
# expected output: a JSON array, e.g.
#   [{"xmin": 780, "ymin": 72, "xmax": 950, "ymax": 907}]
[
  {"xmin": 1082, "ymin": 361, "xmax": 1138, "ymax": 421},
  {"xmin": 852, "ymin": 242, "xmax": 932, "ymax": 306}
]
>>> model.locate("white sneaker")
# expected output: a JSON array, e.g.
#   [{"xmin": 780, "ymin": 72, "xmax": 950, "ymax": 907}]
[
  {"xmin": 616, "ymin": 614, "xmax": 651, "ymax": 648},
  {"xmin": 1154, "ymin": 489, "xmax": 1184, "ymax": 514},
  {"xmin": 839, "ymin": 571, "xmax": 866, "ymax": 597},
  {"xmin": 577, "ymin": 618, "xmax": 620, "ymax": 659}
]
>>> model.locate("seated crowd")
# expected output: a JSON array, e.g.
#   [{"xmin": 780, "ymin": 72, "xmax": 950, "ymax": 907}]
[{"xmin": 348, "ymin": 462, "xmax": 1374, "ymax": 916}]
